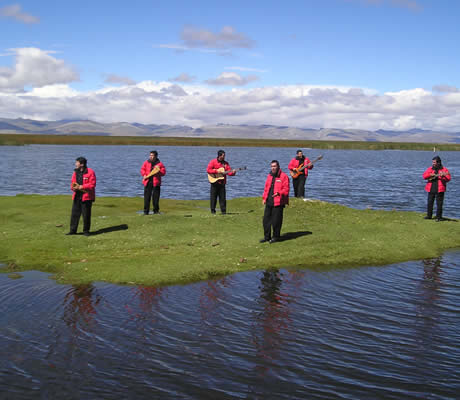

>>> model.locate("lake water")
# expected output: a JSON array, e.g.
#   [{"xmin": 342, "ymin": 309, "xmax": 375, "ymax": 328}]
[{"xmin": 0, "ymin": 145, "xmax": 459, "ymax": 399}]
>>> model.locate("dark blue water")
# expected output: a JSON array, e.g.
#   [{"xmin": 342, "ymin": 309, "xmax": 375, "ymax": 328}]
[
  {"xmin": 0, "ymin": 145, "xmax": 459, "ymax": 398},
  {"xmin": 0, "ymin": 145, "xmax": 458, "ymax": 216}
]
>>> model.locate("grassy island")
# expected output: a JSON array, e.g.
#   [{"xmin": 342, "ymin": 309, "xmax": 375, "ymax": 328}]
[{"xmin": 1, "ymin": 195, "xmax": 459, "ymax": 286}]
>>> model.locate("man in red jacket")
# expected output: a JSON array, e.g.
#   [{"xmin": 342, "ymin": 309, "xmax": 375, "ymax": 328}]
[
  {"xmin": 288, "ymin": 149, "xmax": 313, "ymax": 199},
  {"xmin": 206, "ymin": 150, "xmax": 236, "ymax": 214},
  {"xmin": 140, "ymin": 150, "xmax": 166, "ymax": 215},
  {"xmin": 423, "ymin": 155, "xmax": 451, "ymax": 221},
  {"xmin": 260, "ymin": 160, "xmax": 290, "ymax": 243},
  {"xmin": 67, "ymin": 157, "xmax": 96, "ymax": 236}
]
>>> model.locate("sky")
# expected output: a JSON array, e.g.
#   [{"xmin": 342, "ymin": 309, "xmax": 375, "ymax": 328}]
[{"xmin": 1, "ymin": 0, "xmax": 460, "ymax": 133}]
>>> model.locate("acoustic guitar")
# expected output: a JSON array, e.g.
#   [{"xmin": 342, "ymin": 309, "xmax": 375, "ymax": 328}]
[
  {"xmin": 208, "ymin": 166, "xmax": 247, "ymax": 184},
  {"xmin": 290, "ymin": 155, "xmax": 323, "ymax": 179},
  {"xmin": 143, "ymin": 165, "xmax": 160, "ymax": 181}
]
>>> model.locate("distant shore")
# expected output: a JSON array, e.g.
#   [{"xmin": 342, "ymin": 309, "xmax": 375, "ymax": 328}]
[{"xmin": 1, "ymin": 133, "xmax": 459, "ymax": 151}]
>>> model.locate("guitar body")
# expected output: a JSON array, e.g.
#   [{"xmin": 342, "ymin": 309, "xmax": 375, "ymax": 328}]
[
  {"xmin": 290, "ymin": 164, "xmax": 305, "ymax": 179},
  {"xmin": 208, "ymin": 167, "xmax": 246, "ymax": 184},
  {"xmin": 143, "ymin": 165, "xmax": 160, "ymax": 181}
]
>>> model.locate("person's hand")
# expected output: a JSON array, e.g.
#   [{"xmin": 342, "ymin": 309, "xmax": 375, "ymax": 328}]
[
  {"xmin": 272, "ymin": 192, "xmax": 279, "ymax": 197},
  {"xmin": 262, "ymin": 199, "xmax": 266, "ymax": 205},
  {"xmin": 232, "ymin": 169, "xmax": 236, "ymax": 174}
]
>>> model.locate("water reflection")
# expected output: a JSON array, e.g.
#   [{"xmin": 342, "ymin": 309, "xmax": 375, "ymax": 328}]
[
  {"xmin": 252, "ymin": 269, "xmax": 292, "ymax": 377},
  {"xmin": 198, "ymin": 276, "xmax": 233, "ymax": 324},
  {"xmin": 63, "ymin": 284, "xmax": 101, "ymax": 334}
]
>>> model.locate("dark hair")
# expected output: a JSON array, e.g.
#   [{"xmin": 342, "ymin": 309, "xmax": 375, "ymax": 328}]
[
  {"xmin": 217, "ymin": 150, "xmax": 225, "ymax": 157},
  {"xmin": 76, "ymin": 156, "xmax": 87, "ymax": 166},
  {"xmin": 150, "ymin": 151, "xmax": 158, "ymax": 157},
  {"xmin": 432, "ymin": 155, "xmax": 441, "ymax": 163},
  {"xmin": 271, "ymin": 160, "xmax": 280, "ymax": 167},
  {"xmin": 296, "ymin": 149, "xmax": 303, "ymax": 154}
]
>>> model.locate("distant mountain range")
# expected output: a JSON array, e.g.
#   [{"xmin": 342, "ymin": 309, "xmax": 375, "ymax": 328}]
[{"xmin": 1, "ymin": 117, "xmax": 459, "ymax": 143}]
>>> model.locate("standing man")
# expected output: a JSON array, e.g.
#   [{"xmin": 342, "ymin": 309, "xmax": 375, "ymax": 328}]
[
  {"xmin": 288, "ymin": 149, "xmax": 313, "ymax": 199},
  {"xmin": 423, "ymin": 156, "xmax": 451, "ymax": 221},
  {"xmin": 261, "ymin": 160, "xmax": 290, "ymax": 243},
  {"xmin": 141, "ymin": 150, "xmax": 166, "ymax": 215},
  {"xmin": 67, "ymin": 157, "xmax": 96, "ymax": 236},
  {"xmin": 206, "ymin": 150, "xmax": 236, "ymax": 214}
]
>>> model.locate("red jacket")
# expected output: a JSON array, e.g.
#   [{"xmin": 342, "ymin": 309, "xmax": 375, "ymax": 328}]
[
  {"xmin": 140, "ymin": 160, "xmax": 166, "ymax": 187},
  {"xmin": 71, "ymin": 168, "xmax": 96, "ymax": 201},
  {"xmin": 263, "ymin": 169, "xmax": 290, "ymax": 206},
  {"xmin": 423, "ymin": 166, "xmax": 451, "ymax": 193},
  {"xmin": 207, "ymin": 158, "xmax": 235, "ymax": 184},
  {"xmin": 288, "ymin": 157, "xmax": 313, "ymax": 177}
]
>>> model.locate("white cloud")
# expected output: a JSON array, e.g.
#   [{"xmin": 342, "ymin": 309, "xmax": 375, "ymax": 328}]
[
  {"xmin": 0, "ymin": 47, "xmax": 79, "ymax": 92},
  {"xmin": 205, "ymin": 72, "xmax": 259, "ymax": 86},
  {"xmin": 0, "ymin": 4, "xmax": 39, "ymax": 24},
  {"xmin": 181, "ymin": 25, "xmax": 255, "ymax": 49},
  {"xmin": 104, "ymin": 74, "xmax": 136, "ymax": 86},
  {"xmin": 157, "ymin": 25, "xmax": 255, "ymax": 55},
  {"xmin": 1, "ymin": 81, "xmax": 460, "ymax": 132},
  {"xmin": 169, "ymin": 73, "xmax": 196, "ymax": 83}
]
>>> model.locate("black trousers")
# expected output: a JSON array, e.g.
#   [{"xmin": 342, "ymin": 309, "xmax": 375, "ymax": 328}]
[
  {"xmin": 70, "ymin": 199, "xmax": 93, "ymax": 233},
  {"xmin": 144, "ymin": 181, "xmax": 161, "ymax": 214},
  {"xmin": 427, "ymin": 192, "xmax": 445, "ymax": 218},
  {"xmin": 210, "ymin": 183, "xmax": 226, "ymax": 214},
  {"xmin": 263, "ymin": 205, "xmax": 284, "ymax": 240},
  {"xmin": 292, "ymin": 175, "xmax": 306, "ymax": 198}
]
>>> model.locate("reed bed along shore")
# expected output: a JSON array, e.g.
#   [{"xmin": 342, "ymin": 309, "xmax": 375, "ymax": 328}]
[
  {"xmin": 1, "ymin": 133, "xmax": 459, "ymax": 151},
  {"xmin": 1, "ymin": 195, "xmax": 459, "ymax": 286}
]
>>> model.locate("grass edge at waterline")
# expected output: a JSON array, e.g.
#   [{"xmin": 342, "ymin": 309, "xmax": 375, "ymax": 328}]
[{"xmin": 1, "ymin": 195, "xmax": 459, "ymax": 286}]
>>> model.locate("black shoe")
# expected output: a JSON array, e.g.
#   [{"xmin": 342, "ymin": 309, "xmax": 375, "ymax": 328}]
[
  {"xmin": 83, "ymin": 232, "xmax": 91, "ymax": 236},
  {"xmin": 269, "ymin": 237, "xmax": 280, "ymax": 244},
  {"xmin": 259, "ymin": 238, "xmax": 270, "ymax": 243},
  {"xmin": 424, "ymin": 216, "xmax": 432, "ymax": 220},
  {"xmin": 65, "ymin": 232, "xmax": 76, "ymax": 236},
  {"xmin": 435, "ymin": 217, "xmax": 445, "ymax": 222}
]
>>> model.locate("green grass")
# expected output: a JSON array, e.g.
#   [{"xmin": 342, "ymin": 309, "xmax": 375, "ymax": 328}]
[
  {"xmin": 1, "ymin": 195, "xmax": 459, "ymax": 286},
  {"xmin": 1, "ymin": 133, "xmax": 459, "ymax": 151}
]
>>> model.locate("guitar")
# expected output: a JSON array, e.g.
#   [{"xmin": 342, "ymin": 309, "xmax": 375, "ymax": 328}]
[
  {"xmin": 143, "ymin": 165, "xmax": 160, "ymax": 181},
  {"xmin": 208, "ymin": 166, "xmax": 247, "ymax": 184},
  {"xmin": 290, "ymin": 155, "xmax": 323, "ymax": 179},
  {"xmin": 427, "ymin": 171, "xmax": 449, "ymax": 182}
]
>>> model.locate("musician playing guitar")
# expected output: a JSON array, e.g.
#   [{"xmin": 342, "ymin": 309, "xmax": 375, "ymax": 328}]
[
  {"xmin": 140, "ymin": 150, "xmax": 166, "ymax": 215},
  {"xmin": 288, "ymin": 149, "xmax": 314, "ymax": 199},
  {"xmin": 206, "ymin": 150, "xmax": 236, "ymax": 214},
  {"xmin": 423, "ymin": 155, "xmax": 451, "ymax": 221}
]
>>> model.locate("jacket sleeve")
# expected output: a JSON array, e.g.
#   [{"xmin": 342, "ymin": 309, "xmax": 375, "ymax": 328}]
[
  {"xmin": 423, "ymin": 167, "xmax": 433, "ymax": 180},
  {"xmin": 159, "ymin": 162, "xmax": 166, "ymax": 176},
  {"xmin": 441, "ymin": 168, "xmax": 451, "ymax": 183},
  {"xmin": 70, "ymin": 172, "xmax": 76, "ymax": 191},
  {"xmin": 140, "ymin": 161, "xmax": 148, "ymax": 176},
  {"xmin": 83, "ymin": 170, "xmax": 96, "ymax": 191},
  {"xmin": 288, "ymin": 158, "xmax": 297, "ymax": 170},
  {"xmin": 262, "ymin": 176, "xmax": 270, "ymax": 201},
  {"xmin": 280, "ymin": 173, "xmax": 290, "ymax": 196},
  {"xmin": 225, "ymin": 163, "xmax": 236, "ymax": 176},
  {"xmin": 207, "ymin": 160, "xmax": 218, "ymax": 174}
]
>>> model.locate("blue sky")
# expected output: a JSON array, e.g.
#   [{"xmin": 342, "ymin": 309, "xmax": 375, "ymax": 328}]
[{"xmin": 1, "ymin": 0, "xmax": 460, "ymax": 133}]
